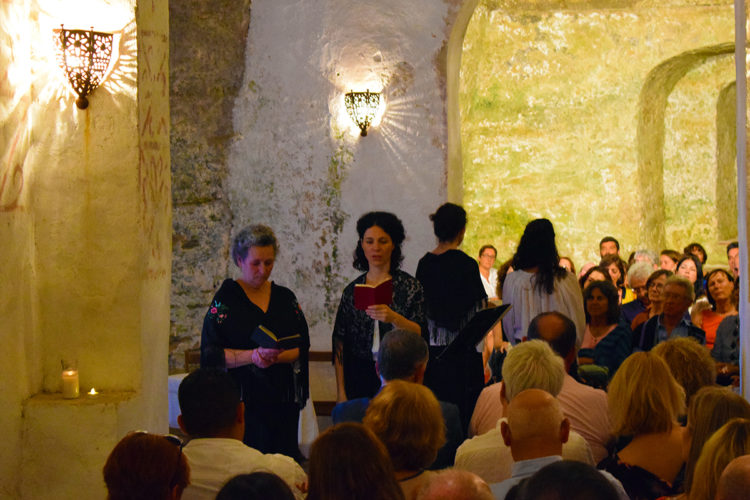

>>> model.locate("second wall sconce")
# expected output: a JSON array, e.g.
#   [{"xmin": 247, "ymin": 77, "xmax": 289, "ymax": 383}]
[
  {"xmin": 345, "ymin": 90, "xmax": 381, "ymax": 136},
  {"xmin": 54, "ymin": 25, "xmax": 113, "ymax": 110}
]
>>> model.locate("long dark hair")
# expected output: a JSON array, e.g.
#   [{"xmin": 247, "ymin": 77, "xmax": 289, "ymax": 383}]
[
  {"xmin": 353, "ymin": 211, "xmax": 405, "ymax": 273},
  {"xmin": 511, "ymin": 219, "xmax": 567, "ymax": 294},
  {"xmin": 676, "ymin": 254, "xmax": 704, "ymax": 298}
]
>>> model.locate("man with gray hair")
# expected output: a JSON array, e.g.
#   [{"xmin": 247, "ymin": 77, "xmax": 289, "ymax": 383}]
[
  {"xmin": 331, "ymin": 329, "xmax": 463, "ymax": 468},
  {"xmin": 455, "ymin": 340, "xmax": 593, "ymax": 484},
  {"xmin": 621, "ymin": 261, "xmax": 654, "ymax": 325},
  {"xmin": 636, "ymin": 275, "xmax": 705, "ymax": 351}
]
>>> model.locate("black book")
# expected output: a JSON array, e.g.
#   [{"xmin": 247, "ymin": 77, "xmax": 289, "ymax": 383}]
[{"xmin": 251, "ymin": 325, "xmax": 301, "ymax": 350}]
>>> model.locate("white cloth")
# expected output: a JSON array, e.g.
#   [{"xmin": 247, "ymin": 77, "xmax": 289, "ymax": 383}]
[
  {"xmin": 481, "ymin": 268, "xmax": 499, "ymax": 299},
  {"xmin": 501, "ymin": 270, "xmax": 585, "ymax": 346},
  {"xmin": 181, "ymin": 438, "xmax": 307, "ymax": 500},
  {"xmin": 455, "ymin": 417, "xmax": 594, "ymax": 484}
]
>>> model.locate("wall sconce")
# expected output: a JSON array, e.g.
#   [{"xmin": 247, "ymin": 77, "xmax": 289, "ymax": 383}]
[
  {"xmin": 53, "ymin": 25, "xmax": 113, "ymax": 109},
  {"xmin": 345, "ymin": 90, "xmax": 381, "ymax": 136}
]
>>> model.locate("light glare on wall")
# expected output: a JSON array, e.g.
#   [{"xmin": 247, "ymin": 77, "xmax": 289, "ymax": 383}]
[
  {"xmin": 344, "ymin": 90, "xmax": 382, "ymax": 136},
  {"xmin": 53, "ymin": 25, "xmax": 114, "ymax": 109}
]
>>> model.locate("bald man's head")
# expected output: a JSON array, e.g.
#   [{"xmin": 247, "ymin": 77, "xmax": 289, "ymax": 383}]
[
  {"xmin": 717, "ymin": 455, "xmax": 750, "ymax": 500},
  {"xmin": 501, "ymin": 389, "xmax": 569, "ymax": 462},
  {"xmin": 416, "ymin": 469, "xmax": 493, "ymax": 500},
  {"xmin": 527, "ymin": 312, "xmax": 577, "ymax": 361}
]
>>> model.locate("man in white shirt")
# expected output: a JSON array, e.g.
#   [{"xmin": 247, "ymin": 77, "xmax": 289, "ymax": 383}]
[
  {"xmin": 177, "ymin": 368, "xmax": 307, "ymax": 500},
  {"xmin": 489, "ymin": 389, "xmax": 626, "ymax": 500},
  {"xmin": 478, "ymin": 245, "xmax": 499, "ymax": 301},
  {"xmin": 456, "ymin": 340, "xmax": 594, "ymax": 484}
]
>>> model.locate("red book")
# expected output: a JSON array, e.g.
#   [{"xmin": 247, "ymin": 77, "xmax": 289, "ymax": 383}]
[{"xmin": 354, "ymin": 279, "xmax": 393, "ymax": 311}]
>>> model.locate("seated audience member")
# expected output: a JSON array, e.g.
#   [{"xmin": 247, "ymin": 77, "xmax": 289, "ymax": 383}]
[
  {"xmin": 600, "ymin": 255, "xmax": 629, "ymax": 303},
  {"xmin": 416, "ymin": 469, "xmax": 494, "ymax": 500},
  {"xmin": 652, "ymin": 337, "xmax": 716, "ymax": 408},
  {"xmin": 633, "ymin": 249, "xmax": 659, "ymax": 269},
  {"xmin": 636, "ymin": 276, "xmax": 705, "ymax": 351},
  {"xmin": 693, "ymin": 269, "xmax": 737, "ymax": 350},
  {"xmin": 599, "ymin": 352, "xmax": 686, "ymax": 499},
  {"xmin": 620, "ymin": 262, "xmax": 653, "ymax": 325},
  {"xmin": 660, "ymin": 249, "xmax": 681, "ymax": 272},
  {"xmin": 496, "ymin": 258, "xmax": 514, "ymax": 302},
  {"xmin": 478, "ymin": 245, "xmax": 499, "ymax": 301},
  {"xmin": 513, "ymin": 460, "xmax": 623, "ymax": 500},
  {"xmin": 176, "ymin": 368, "xmax": 307, "ymax": 500},
  {"xmin": 681, "ymin": 387, "xmax": 750, "ymax": 498},
  {"xmin": 215, "ymin": 472, "xmax": 295, "ymax": 500},
  {"xmin": 559, "ymin": 256, "xmax": 576, "ymax": 275},
  {"xmin": 489, "ymin": 389, "xmax": 627, "ymax": 500},
  {"xmin": 599, "ymin": 237, "xmax": 620, "ymax": 258},
  {"xmin": 687, "ymin": 418, "xmax": 750, "ymax": 500},
  {"xmin": 684, "ymin": 242, "xmax": 708, "ymax": 266},
  {"xmin": 103, "ymin": 431, "xmax": 190, "ymax": 500},
  {"xmin": 676, "ymin": 254, "xmax": 705, "ymax": 300},
  {"xmin": 578, "ymin": 281, "xmax": 632, "ymax": 379},
  {"xmin": 716, "ymin": 455, "xmax": 750, "ymax": 500},
  {"xmin": 331, "ymin": 329, "xmax": 463, "ymax": 468},
  {"xmin": 307, "ymin": 423, "xmax": 404, "ymax": 500},
  {"xmin": 364, "ymin": 380, "xmax": 445, "ymax": 500},
  {"xmin": 630, "ymin": 270, "xmax": 672, "ymax": 336},
  {"xmin": 456, "ymin": 340, "xmax": 594, "ymax": 484},
  {"xmin": 712, "ymin": 280, "xmax": 740, "ymax": 384},
  {"xmin": 578, "ymin": 265, "xmax": 612, "ymax": 291},
  {"xmin": 726, "ymin": 242, "xmax": 740, "ymax": 279}
]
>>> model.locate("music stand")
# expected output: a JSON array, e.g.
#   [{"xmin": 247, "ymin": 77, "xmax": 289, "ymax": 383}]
[{"xmin": 436, "ymin": 304, "xmax": 511, "ymax": 361}]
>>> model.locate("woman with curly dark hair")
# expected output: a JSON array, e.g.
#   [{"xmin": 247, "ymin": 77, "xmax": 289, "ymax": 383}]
[
  {"xmin": 501, "ymin": 218, "xmax": 585, "ymax": 345},
  {"xmin": 332, "ymin": 212, "xmax": 426, "ymax": 402}
]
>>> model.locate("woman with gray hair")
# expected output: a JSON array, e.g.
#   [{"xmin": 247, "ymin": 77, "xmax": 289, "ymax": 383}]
[{"xmin": 201, "ymin": 224, "xmax": 309, "ymax": 461}]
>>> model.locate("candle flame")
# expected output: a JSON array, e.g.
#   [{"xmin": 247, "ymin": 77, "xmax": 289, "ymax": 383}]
[{"xmin": 88, "ymin": 388, "xmax": 98, "ymax": 395}]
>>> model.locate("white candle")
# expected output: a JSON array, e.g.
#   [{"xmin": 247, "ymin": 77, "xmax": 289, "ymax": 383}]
[{"xmin": 62, "ymin": 369, "xmax": 79, "ymax": 399}]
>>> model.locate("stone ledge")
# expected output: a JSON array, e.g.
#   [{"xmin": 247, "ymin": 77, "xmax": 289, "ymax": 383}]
[{"xmin": 24, "ymin": 391, "xmax": 137, "ymax": 407}]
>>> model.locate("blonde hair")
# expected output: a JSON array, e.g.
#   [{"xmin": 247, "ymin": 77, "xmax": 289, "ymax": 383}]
[
  {"xmin": 683, "ymin": 387, "xmax": 750, "ymax": 494},
  {"xmin": 363, "ymin": 380, "xmax": 445, "ymax": 471},
  {"xmin": 652, "ymin": 337, "xmax": 717, "ymax": 406},
  {"xmin": 688, "ymin": 418, "xmax": 750, "ymax": 500},
  {"xmin": 607, "ymin": 352, "xmax": 685, "ymax": 436},
  {"xmin": 501, "ymin": 340, "xmax": 565, "ymax": 401}
]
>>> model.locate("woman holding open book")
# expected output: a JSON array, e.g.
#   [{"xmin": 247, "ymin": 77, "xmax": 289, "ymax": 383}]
[
  {"xmin": 332, "ymin": 211, "xmax": 426, "ymax": 402},
  {"xmin": 200, "ymin": 224, "xmax": 309, "ymax": 462}
]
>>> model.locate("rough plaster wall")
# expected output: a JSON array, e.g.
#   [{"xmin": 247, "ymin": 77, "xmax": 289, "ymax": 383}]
[
  {"xmin": 226, "ymin": 0, "xmax": 463, "ymax": 350},
  {"xmin": 169, "ymin": 0, "xmax": 251, "ymax": 371},
  {"xmin": 460, "ymin": 1, "xmax": 735, "ymax": 268}
]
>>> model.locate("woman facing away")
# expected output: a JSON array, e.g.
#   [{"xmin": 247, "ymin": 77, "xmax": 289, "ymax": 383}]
[
  {"xmin": 502, "ymin": 218, "xmax": 585, "ymax": 346},
  {"xmin": 332, "ymin": 211, "xmax": 426, "ymax": 402}
]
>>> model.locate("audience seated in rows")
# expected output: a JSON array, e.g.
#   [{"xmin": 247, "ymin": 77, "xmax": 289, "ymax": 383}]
[
  {"xmin": 363, "ymin": 380, "xmax": 445, "ymax": 500},
  {"xmin": 215, "ymin": 472, "xmax": 295, "ymax": 500},
  {"xmin": 688, "ymin": 418, "xmax": 750, "ymax": 500},
  {"xmin": 332, "ymin": 329, "xmax": 463, "ymax": 468},
  {"xmin": 103, "ymin": 431, "xmax": 190, "ymax": 500},
  {"xmin": 636, "ymin": 276, "xmax": 705, "ymax": 351},
  {"xmin": 416, "ymin": 469, "xmax": 493, "ymax": 500},
  {"xmin": 716, "ymin": 454, "xmax": 750, "ymax": 500},
  {"xmin": 307, "ymin": 422, "xmax": 404, "ymax": 500},
  {"xmin": 681, "ymin": 386, "xmax": 750, "ymax": 498},
  {"xmin": 176, "ymin": 368, "xmax": 307, "ymax": 500},
  {"xmin": 598, "ymin": 352, "xmax": 686, "ymax": 499},
  {"xmin": 488, "ymin": 389, "xmax": 627, "ymax": 500},
  {"xmin": 456, "ymin": 340, "xmax": 594, "ymax": 484}
]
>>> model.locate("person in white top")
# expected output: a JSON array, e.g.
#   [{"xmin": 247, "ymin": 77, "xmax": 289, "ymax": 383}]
[
  {"xmin": 502, "ymin": 219, "xmax": 585, "ymax": 346},
  {"xmin": 478, "ymin": 245, "xmax": 499, "ymax": 301},
  {"xmin": 455, "ymin": 340, "xmax": 594, "ymax": 484},
  {"xmin": 177, "ymin": 368, "xmax": 307, "ymax": 500}
]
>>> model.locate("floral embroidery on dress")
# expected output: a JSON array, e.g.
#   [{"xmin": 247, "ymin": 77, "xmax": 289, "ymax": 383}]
[{"xmin": 208, "ymin": 300, "xmax": 229, "ymax": 324}]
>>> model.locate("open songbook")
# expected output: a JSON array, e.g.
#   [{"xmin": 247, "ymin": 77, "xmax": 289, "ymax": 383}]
[
  {"xmin": 251, "ymin": 325, "xmax": 301, "ymax": 350},
  {"xmin": 354, "ymin": 278, "xmax": 393, "ymax": 311}
]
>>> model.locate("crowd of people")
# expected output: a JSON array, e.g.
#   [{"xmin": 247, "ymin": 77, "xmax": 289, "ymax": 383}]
[{"xmin": 101, "ymin": 206, "xmax": 749, "ymax": 500}]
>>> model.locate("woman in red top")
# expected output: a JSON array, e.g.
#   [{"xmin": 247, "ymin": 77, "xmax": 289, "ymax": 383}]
[{"xmin": 694, "ymin": 269, "xmax": 736, "ymax": 350}]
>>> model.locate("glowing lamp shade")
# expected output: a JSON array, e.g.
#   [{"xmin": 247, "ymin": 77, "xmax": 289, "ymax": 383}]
[
  {"xmin": 345, "ymin": 90, "xmax": 381, "ymax": 136},
  {"xmin": 53, "ymin": 25, "xmax": 113, "ymax": 109}
]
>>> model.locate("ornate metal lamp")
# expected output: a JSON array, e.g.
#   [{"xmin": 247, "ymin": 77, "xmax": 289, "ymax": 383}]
[
  {"xmin": 344, "ymin": 90, "xmax": 381, "ymax": 136},
  {"xmin": 53, "ymin": 25, "xmax": 113, "ymax": 109}
]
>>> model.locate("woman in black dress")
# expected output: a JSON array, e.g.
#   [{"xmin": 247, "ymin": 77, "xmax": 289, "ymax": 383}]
[
  {"xmin": 332, "ymin": 211, "xmax": 426, "ymax": 402},
  {"xmin": 201, "ymin": 224, "xmax": 309, "ymax": 461},
  {"xmin": 416, "ymin": 203, "xmax": 487, "ymax": 428}
]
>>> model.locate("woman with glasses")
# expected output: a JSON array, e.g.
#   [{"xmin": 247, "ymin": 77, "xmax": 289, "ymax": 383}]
[{"xmin": 630, "ymin": 270, "xmax": 673, "ymax": 339}]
